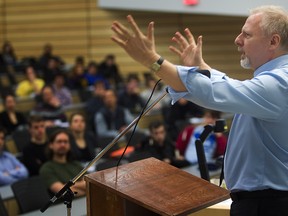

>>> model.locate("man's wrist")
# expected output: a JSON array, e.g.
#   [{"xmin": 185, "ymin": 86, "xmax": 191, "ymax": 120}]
[{"xmin": 150, "ymin": 56, "xmax": 164, "ymax": 72}]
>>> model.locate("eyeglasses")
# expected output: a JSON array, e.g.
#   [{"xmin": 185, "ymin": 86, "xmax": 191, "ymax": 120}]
[{"xmin": 54, "ymin": 140, "xmax": 69, "ymax": 144}]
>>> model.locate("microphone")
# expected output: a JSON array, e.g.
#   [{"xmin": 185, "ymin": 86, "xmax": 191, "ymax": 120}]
[{"xmin": 199, "ymin": 119, "xmax": 226, "ymax": 142}]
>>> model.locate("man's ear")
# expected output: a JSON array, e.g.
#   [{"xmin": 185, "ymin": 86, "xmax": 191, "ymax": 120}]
[{"xmin": 270, "ymin": 34, "xmax": 281, "ymax": 49}]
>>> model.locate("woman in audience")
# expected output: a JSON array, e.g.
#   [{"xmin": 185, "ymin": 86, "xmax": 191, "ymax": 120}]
[
  {"xmin": 0, "ymin": 94, "xmax": 27, "ymax": 135},
  {"xmin": 15, "ymin": 65, "xmax": 45, "ymax": 98},
  {"xmin": 69, "ymin": 113, "xmax": 97, "ymax": 163}
]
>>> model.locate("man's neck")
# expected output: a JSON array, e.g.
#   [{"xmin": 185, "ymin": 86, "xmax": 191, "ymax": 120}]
[
  {"xmin": 53, "ymin": 156, "xmax": 67, "ymax": 164},
  {"xmin": 31, "ymin": 137, "xmax": 46, "ymax": 145}
]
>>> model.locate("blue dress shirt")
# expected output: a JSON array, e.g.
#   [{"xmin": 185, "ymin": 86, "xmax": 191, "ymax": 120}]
[
  {"xmin": 168, "ymin": 54, "xmax": 288, "ymax": 192},
  {"xmin": 0, "ymin": 151, "xmax": 29, "ymax": 186}
]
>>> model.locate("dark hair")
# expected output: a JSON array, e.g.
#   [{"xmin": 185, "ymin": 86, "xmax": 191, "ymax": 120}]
[
  {"xmin": 2, "ymin": 93, "xmax": 15, "ymax": 105},
  {"xmin": 87, "ymin": 61, "xmax": 98, "ymax": 68},
  {"xmin": 204, "ymin": 109, "xmax": 222, "ymax": 119},
  {"xmin": 0, "ymin": 126, "xmax": 7, "ymax": 137},
  {"xmin": 106, "ymin": 54, "xmax": 115, "ymax": 60},
  {"xmin": 148, "ymin": 120, "xmax": 164, "ymax": 132},
  {"xmin": 23, "ymin": 65, "xmax": 36, "ymax": 74},
  {"xmin": 68, "ymin": 112, "xmax": 86, "ymax": 125},
  {"xmin": 46, "ymin": 128, "xmax": 74, "ymax": 161},
  {"xmin": 28, "ymin": 115, "xmax": 44, "ymax": 127},
  {"xmin": 126, "ymin": 73, "xmax": 139, "ymax": 83}
]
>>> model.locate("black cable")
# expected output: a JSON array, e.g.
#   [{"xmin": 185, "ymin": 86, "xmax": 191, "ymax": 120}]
[{"xmin": 116, "ymin": 79, "xmax": 162, "ymax": 167}]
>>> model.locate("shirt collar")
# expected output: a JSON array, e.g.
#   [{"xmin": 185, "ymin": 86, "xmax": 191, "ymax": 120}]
[{"xmin": 254, "ymin": 54, "xmax": 288, "ymax": 77}]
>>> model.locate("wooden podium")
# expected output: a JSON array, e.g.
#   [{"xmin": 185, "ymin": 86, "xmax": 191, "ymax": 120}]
[{"xmin": 84, "ymin": 157, "xmax": 230, "ymax": 216}]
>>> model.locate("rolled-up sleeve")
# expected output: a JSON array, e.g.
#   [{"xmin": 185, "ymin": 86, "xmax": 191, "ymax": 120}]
[{"xmin": 168, "ymin": 65, "xmax": 288, "ymax": 121}]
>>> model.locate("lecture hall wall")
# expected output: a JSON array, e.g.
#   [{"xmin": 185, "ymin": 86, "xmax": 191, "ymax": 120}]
[{"xmin": 1, "ymin": 0, "xmax": 286, "ymax": 80}]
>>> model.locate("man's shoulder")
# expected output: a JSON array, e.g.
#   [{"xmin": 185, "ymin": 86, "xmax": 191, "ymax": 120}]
[{"xmin": 40, "ymin": 161, "xmax": 55, "ymax": 171}]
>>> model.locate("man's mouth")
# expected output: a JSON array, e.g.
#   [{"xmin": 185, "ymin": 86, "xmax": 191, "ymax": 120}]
[{"xmin": 238, "ymin": 48, "xmax": 246, "ymax": 60}]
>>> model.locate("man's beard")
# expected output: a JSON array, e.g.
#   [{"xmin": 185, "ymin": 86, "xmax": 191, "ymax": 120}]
[{"xmin": 240, "ymin": 56, "xmax": 251, "ymax": 69}]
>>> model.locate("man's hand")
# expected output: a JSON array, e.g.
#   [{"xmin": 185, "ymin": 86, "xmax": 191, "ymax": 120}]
[
  {"xmin": 111, "ymin": 15, "xmax": 160, "ymax": 68},
  {"xmin": 169, "ymin": 28, "xmax": 210, "ymax": 70}
]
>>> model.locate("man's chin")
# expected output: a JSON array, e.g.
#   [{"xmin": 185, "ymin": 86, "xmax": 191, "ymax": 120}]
[{"xmin": 240, "ymin": 59, "xmax": 252, "ymax": 69}]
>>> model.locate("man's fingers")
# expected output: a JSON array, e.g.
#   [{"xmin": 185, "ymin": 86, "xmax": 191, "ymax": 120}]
[
  {"xmin": 185, "ymin": 28, "xmax": 196, "ymax": 46},
  {"xmin": 112, "ymin": 20, "xmax": 133, "ymax": 41},
  {"xmin": 111, "ymin": 36, "xmax": 126, "ymax": 48},
  {"xmin": 196, "ymin": 35, "xmax": 203, "ymax": 56},
  {"xmin": 111, "ymin": 21, "xmax": 130, "ymax": 42},
  {"xmin": 174, "ymin": 32, "xmax": 189, "ymax": 50},
  {"xmin": 127, "ymin": 15, "xmax": 142, "ymax": 38},
  {"xmin": 147, "ymin": 21, "xmax": 154, "ymax": 43},
  {"xmin": 169, "ymin": 46, "xmax": 182, "ymax": 56}
]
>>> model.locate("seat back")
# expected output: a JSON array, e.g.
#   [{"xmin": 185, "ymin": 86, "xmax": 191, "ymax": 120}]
[
  {"xmin": 0, "ymin": 194, "xmax": 8, "ymax": 216},
  {"xmin": 11, "ymin": 129, "xmax": 31, "ymax": 153},
  {"xmin": 11, "ymin": 176, "xmax": 50, "ymax": 214}
]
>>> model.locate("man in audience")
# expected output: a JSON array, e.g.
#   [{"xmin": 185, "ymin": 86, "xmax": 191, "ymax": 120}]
[
  {"xmin": 30, "ymin": 85, "xmax": 67, "ymax": 124},
  {"xmin": 98, "ymin": 54, "xmax": 123, "ymax": 89},
  {"xmin": 94, "ymin": 89, "xmax": 134, "ymax": 138},
  {"xmin": 22, "ymin": 115, "xmax": 48, "ymax": 176},
  {"xmin": 117, "ymin": 74, "xmax": 145, "ymax": 115},
  {"xmin": 164, "ymin": 98, "xmax": 205, "ymax": 141},
  {"xmin": 51, "ymin": 72, "xmax": 72, "ymax": 107},
  {"xmin": 0, "ymin": 93, "xmax": 27, "ymax": 135},
  {"xmin": 85, "ymin": 80, "xmax": 108, "ymax": 131},
  {"xmin": 0, "ymin": 126, "xmax": 28, "ymax": 186},
  {"xmin": 132, "ymin": 121, "xmax": 176, "ymax": 165},
  {"xmin": 40, "ymin": 129, "xmax": 86, "ymax": 197}
]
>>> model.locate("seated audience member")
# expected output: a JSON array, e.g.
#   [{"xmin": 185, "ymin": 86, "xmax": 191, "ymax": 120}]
[
  {"xmin": 0, "ymin": 41, "xmax": 17, "ymax": 67},
  {"xmin": 0, "ymin": 41, "xmax": 17, "ymax": 86},
  {"xmin": 22, "ymin": 115, "xmax": 48, "ymax": 176},
  {"xmin": 183, "ymin": 109, "xmax": 227, "ymax": 167},
  {"xmin": 40, "ymin": 129, "xmax": 86, "ymax": 197},
  {"xmin": 74, "ymin": 56, "xmax": 85, "ymax": 68},
  {"xmin": 0, "ymin": 94, "xmax": 27, "ymax": 135},
  {"xmin": 85, "ymin": 80, "xmax": 107, "ymax": 131},
  {"xmin": 117, "ymin": 74, "xmax": 145, "ymax": 115},
  {"xmin": 94, "ymin": 89, "xmax": 134, "ymax": 138},
  {"xmin": 164, "ymin": 98, "xmax": 205, "ymax": 141},
  {"xmin": 69, "ymin": 113, "xmax": 97, "ymax": 163},
  {"xmin": 42, "ymin": 57, "xmax": 63, "ymax": 85},
  {"xmin": 132, "ymin": 121, "xmax": 179, "ymax": 165},
  {"xmin": 30, "ymin": 85, "xmax": 67, "ymax": 124},
  {"xmin": 51, "ymin": 72, "xmax": 72, "ymax": 107},
  {"xmin": 98, "ymin": 54, "xmax": 123, "ymax": 89},
  {"xmin": 140, "ymin": 74, "xmax": 170, "ymax": 114},
  {"xmin": 38, "ymin": 43, "xmax": 65, "ymax": 71},
  {"xmin": 15, "ymin": 65, "xmax": 45, "ymax": 98},
  {"xmin": 67, "ymin": 64, "xmax": 88, "ymax": 90},
  {"xmin": 0, "ymin": 127, "xmax": 28, "ymax": 186},
  {"xmin": 84, "ymin": 61, "xmax": 109, "ymax": 87}
]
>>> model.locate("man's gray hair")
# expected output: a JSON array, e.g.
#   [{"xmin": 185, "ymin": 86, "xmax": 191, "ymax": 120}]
[{"xmin": 251, "ymin": 5, "xmax": 288, "ymax": 49}]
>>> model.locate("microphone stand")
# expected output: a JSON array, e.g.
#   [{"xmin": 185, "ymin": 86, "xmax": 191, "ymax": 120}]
[
  {"xmin": 195, "ymin": 119, "xmax": 226, "ymax": 182},
  {"xmin": 40, "ymin": 90, "xmax": 168, "ymax": 214}
]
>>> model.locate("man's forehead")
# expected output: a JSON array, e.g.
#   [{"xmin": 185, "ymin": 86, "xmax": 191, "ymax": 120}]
[{"xmin": 32, "ymin": 121, "xmax": 45, "ymax": 126}]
